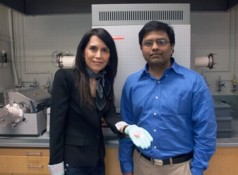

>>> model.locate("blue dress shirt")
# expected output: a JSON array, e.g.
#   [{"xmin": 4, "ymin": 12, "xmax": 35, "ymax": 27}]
[{"xmin": 119, "ymin": 58, "xmax": 217, "ymax": 175}]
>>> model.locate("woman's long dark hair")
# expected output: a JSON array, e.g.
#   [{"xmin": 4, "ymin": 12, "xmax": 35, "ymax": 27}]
[{"xmin": 74, "ymin": 28, "xmax": 118, "ymax": 109}]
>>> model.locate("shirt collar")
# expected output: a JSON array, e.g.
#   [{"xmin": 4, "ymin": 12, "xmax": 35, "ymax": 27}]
[{"xmin": 139, "ymin": 57, "xmax": 184, "ymax": 79}]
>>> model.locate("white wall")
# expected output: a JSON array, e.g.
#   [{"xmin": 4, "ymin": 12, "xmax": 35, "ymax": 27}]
[
  {"xmin": 191, "ymin": 5, "xmax": 238, "ymax": 95},
  {"xmin": 12, "ymin": 12, "xmax": 91, "ymax": 91},
  {"xmin": 1, "ymin": 4, "xmax": 238, "ymax": 95},
  {"xmin": 0, "ymin": 4, "xmax": 14, "ymax": 91}
]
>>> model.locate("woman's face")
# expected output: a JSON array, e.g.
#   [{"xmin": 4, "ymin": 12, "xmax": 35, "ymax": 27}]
[{"xmin": 84, "ymin": 35, "xmax": 110, "ymax": 74}]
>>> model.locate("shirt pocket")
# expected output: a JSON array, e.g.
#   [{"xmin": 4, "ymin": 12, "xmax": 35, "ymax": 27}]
[{"xmin": 161, "ymin": 94, "xmax": 192, "ymax": 115}]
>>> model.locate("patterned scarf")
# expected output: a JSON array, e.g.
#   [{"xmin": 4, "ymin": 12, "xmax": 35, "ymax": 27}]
[{"xmin": 86, "ymin": 67, "xmax": 111, "ymax": 110}]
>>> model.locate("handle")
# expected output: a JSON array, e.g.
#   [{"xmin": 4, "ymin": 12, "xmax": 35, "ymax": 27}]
[
  {"xmin": 26, "ymin": 152, "xmax": 42, "ymax": 156},
  {"xmin": 28, "ymin": 165, "xmax": 44, "ymax": 169}
]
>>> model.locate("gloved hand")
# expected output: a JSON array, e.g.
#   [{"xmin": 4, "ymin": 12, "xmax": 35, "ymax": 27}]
[
  {"xmin": 48, "ymin": 162, "xmax": 64, "ymax": 175},
  {"xmin": 4, "ymin": 103, "xmax": 23, "ymax": 118},
  {"xmin": 125, "ymin": 125, "xmax": 153, "ymax": 149}
]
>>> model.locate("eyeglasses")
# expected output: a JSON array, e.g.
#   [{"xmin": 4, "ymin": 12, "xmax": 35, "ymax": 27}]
[{"xmin": 142, "ymin": 39, "xmax": 170, "ymax": 48}]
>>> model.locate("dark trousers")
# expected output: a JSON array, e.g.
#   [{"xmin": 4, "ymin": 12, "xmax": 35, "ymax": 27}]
[{"xmin": 65, "ymin": 159, "xmax": 105, "ymax": 175}]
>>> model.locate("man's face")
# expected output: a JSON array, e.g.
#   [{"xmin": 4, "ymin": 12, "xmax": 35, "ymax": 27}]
[{"xmin": 141, "ymin": 30, "xmax": 174, "ymax": 68}]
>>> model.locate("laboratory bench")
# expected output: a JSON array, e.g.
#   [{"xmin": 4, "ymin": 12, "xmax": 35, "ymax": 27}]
[
  {"xmin": 0, "ymin": 128, "xmax": 238, "ymax": 175},
  {"xmin": 0, "ymin": 131, "xmax": 120, "ymax": 175},
  {"xmin": 0, "ymin": 106, "xmax": 238, "ymax": 175}
]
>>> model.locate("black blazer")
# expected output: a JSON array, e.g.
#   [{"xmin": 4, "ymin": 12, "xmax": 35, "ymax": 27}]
[{"xmin": 49, "ymin": 69, "xmax": 121, "ymax": 167}]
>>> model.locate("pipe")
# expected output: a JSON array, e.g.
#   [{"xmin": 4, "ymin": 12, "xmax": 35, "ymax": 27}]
[{"xmin": 8, "ymin": 9, "xmax": 21, "ymax": 87}]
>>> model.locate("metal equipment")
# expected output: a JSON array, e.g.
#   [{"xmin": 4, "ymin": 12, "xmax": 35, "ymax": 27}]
[
  {"xmin": 0, "ymin": 88, "xmax": 51, "ymax": 136},
  {"xmin": 92, "ymin": 4, "xmax": 191, "ymax": 112}
]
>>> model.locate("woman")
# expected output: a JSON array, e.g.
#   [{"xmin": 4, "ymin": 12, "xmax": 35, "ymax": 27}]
[{"xmin": 49, "ymin": 28, "xmax": 152, "ymax": 175}]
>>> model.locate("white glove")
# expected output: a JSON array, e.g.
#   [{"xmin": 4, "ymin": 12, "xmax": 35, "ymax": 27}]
[
  {"xmin": 48, "ymin": 162, "xmax": 64, "ymax": 175},
  {"xmin": 125, "ymin": 125, "xmax": 153, "ymax": 149},
  {"xmin": 5, "ymin": 103, "xmax": 23, "ymax": 118}
]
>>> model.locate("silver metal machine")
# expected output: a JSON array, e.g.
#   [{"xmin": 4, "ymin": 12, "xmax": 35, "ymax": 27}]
[
  {"xmin": 0, "ymin": 88, "xmax": 51, "ymax": 136},
  {"xmin": 92, "ymin": 4, "xmax": 191, "ymax": 112},
  {"xmin": 91, "ymin": 4, "xmax": 191, "ymax": 138}
]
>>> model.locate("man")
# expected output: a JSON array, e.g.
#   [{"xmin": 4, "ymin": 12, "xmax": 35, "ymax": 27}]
[{"xmin": 119, "ymin": 21, "xmax": 217, "ymax": 175}]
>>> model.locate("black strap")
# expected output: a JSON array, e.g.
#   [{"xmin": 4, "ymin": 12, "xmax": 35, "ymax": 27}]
[{"xmin": 137, "ymin": 149, "xmax": 193, "ymax": 165}]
